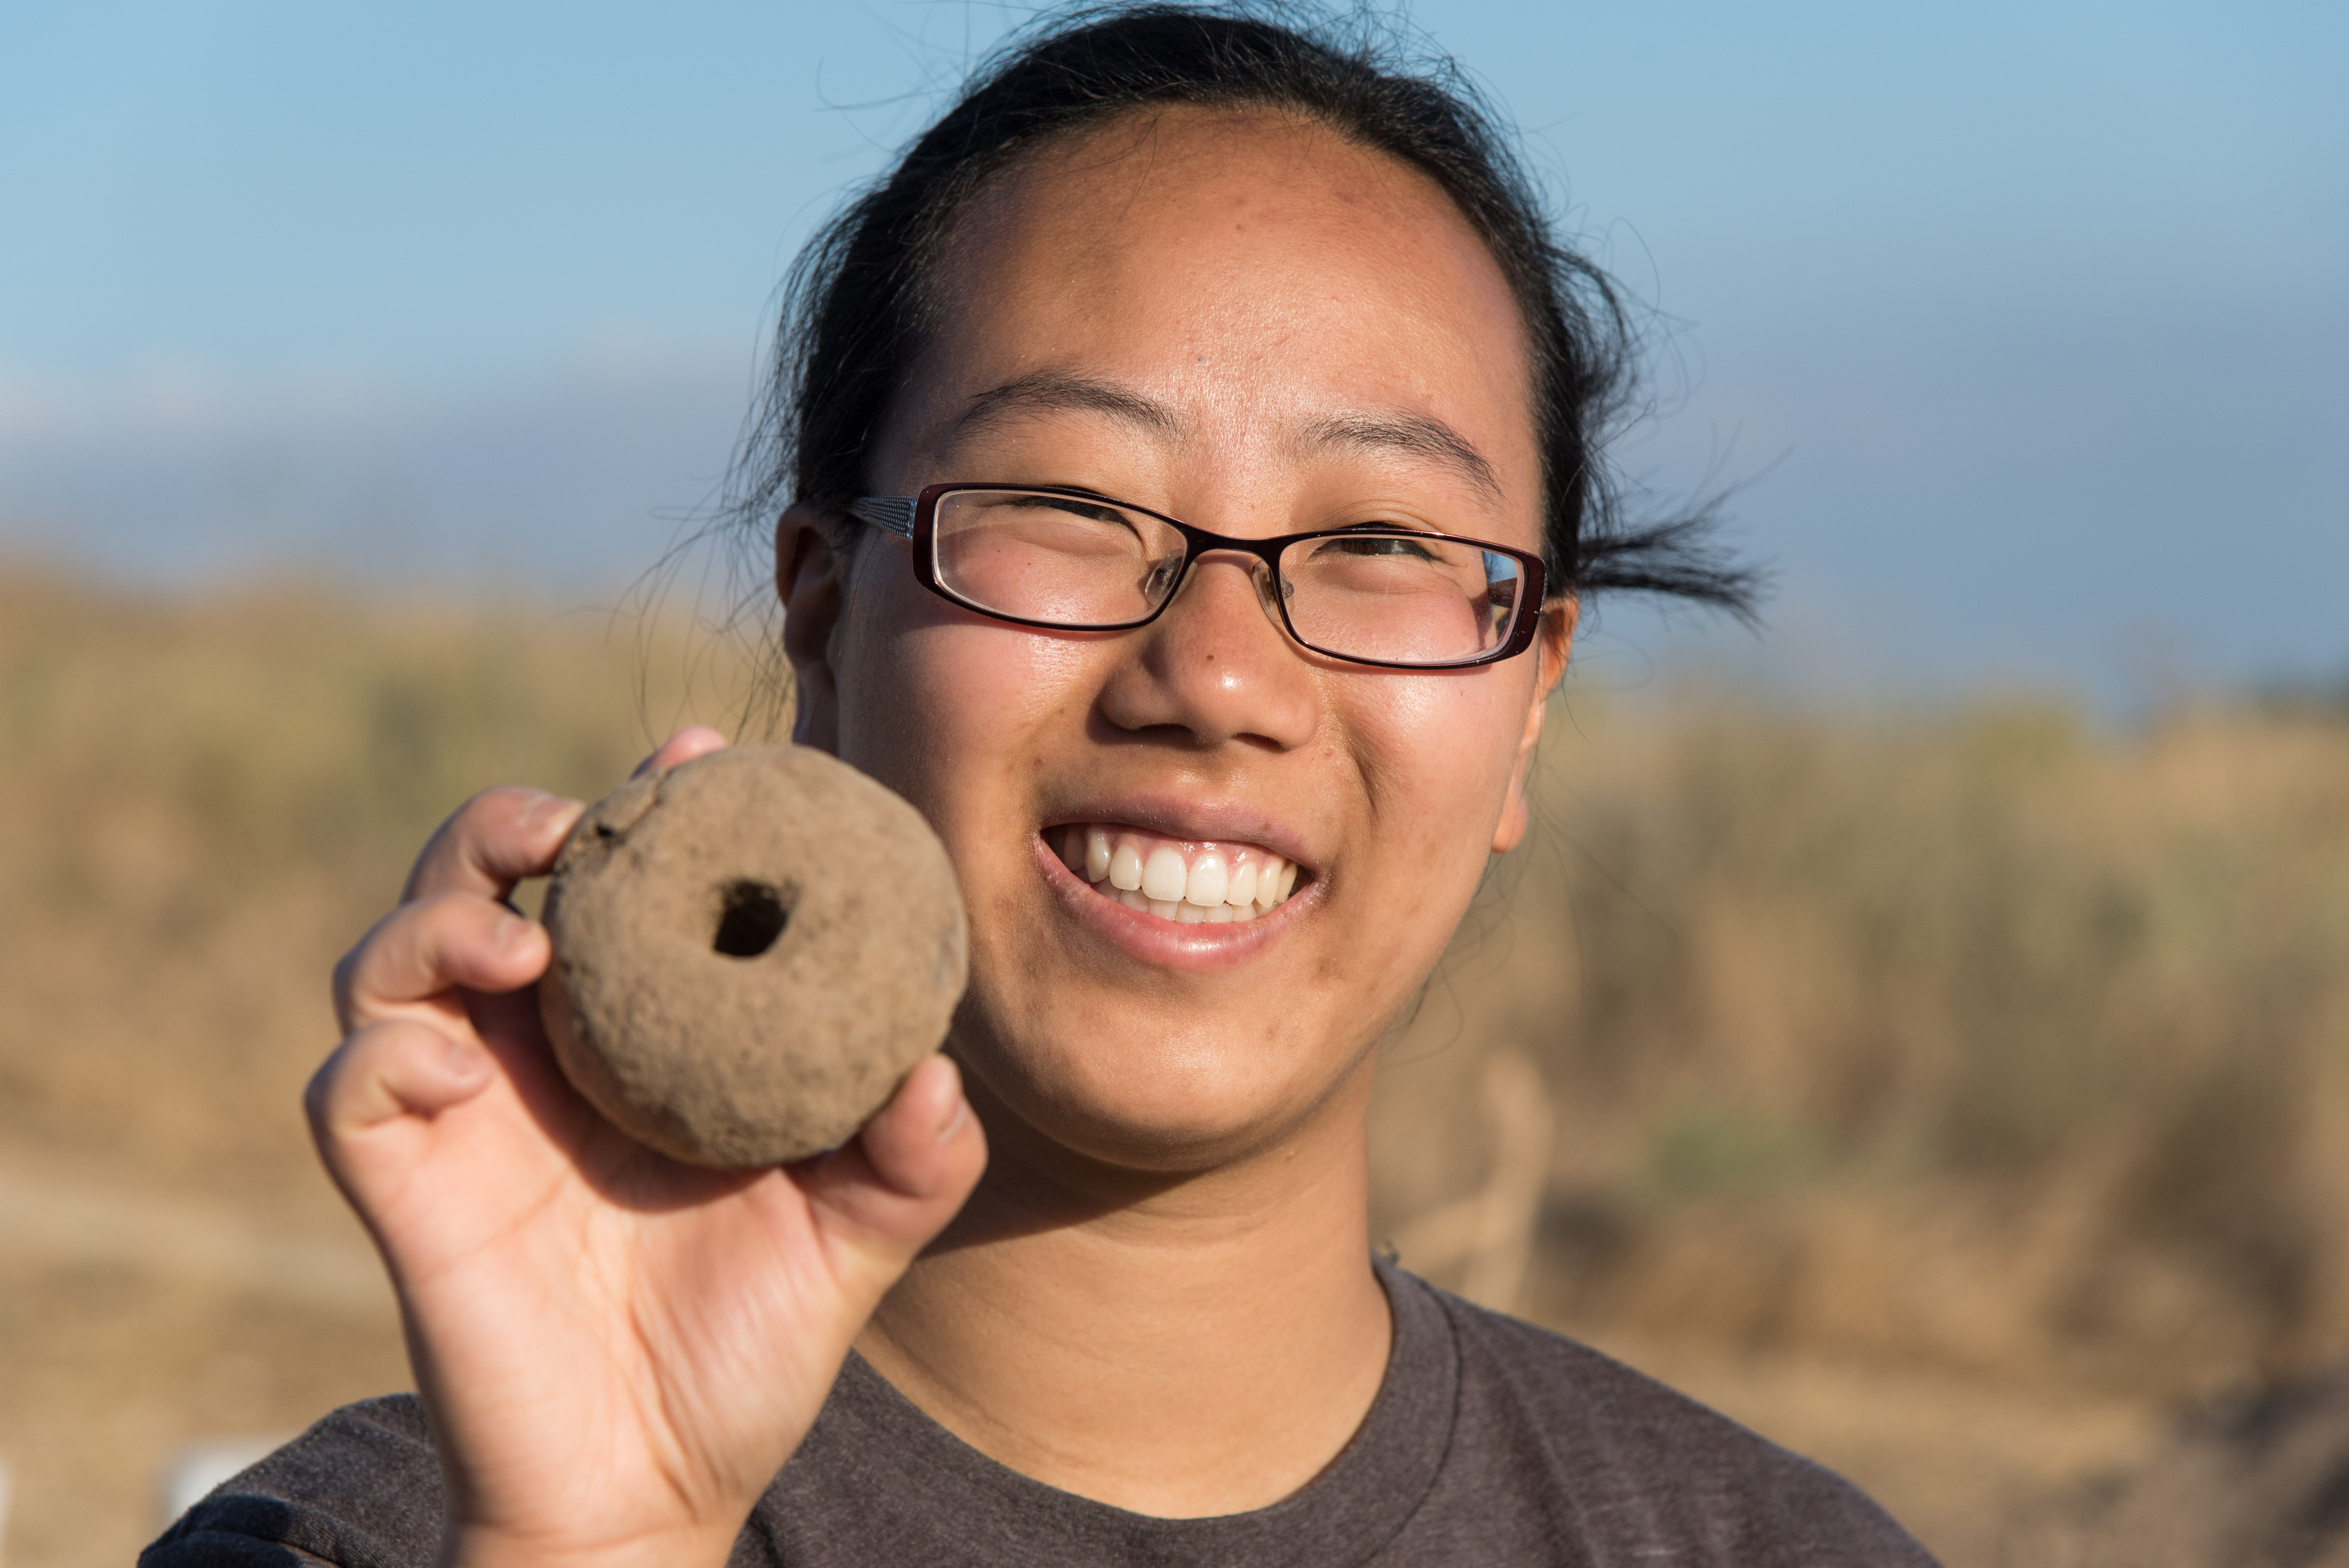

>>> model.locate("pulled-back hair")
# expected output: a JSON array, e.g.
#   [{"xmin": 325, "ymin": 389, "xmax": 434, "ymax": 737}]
[{"xmin": 720, "ymin": 2, "xmax": 1754, "ymax": 693}]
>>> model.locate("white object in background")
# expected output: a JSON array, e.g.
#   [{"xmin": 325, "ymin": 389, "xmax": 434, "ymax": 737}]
[{"xmin": 155, "ymin": 1435, "xmax": 289, "ymax": 1527}]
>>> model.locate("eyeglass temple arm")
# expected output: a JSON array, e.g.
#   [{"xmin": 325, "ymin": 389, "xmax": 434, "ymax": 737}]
[{"xmin": 846, "ymin": 497, "xmax": 916, "ymax": 539}]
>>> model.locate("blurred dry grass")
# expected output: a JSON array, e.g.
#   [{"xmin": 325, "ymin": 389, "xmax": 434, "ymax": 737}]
[
  {"xmin": 2, "ymin": 565, "xmax": 2345, "ymax": 1566},
  {"xmin": 0, "ymin": 567, "xmax": 740, "ymax": 1568},
  {"xmin": 1373, "ymin": 682, "xmax": 2349, "ymax": 1559}
]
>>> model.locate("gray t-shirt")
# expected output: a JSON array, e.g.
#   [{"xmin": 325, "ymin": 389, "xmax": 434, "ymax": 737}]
[{"xmin": 143, "ymin": 1262, "xmax": 1936, "ymax": 1566}]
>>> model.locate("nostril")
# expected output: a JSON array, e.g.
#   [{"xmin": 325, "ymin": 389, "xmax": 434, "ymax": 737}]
[{"xmin": 712, "ymin": 879, "xmax": 790, "ymax": 958}]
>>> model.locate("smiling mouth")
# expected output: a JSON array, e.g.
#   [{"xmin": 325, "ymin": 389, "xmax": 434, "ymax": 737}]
[{"xmin": 1050, "ymin": 824, "xmax": 1300, "ymax": 923}]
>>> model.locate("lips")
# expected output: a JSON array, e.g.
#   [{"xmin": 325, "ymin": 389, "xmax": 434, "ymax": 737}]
[{"xmin": 1052, "ymin": 823, "xmax": 1299, "ymax": 923}]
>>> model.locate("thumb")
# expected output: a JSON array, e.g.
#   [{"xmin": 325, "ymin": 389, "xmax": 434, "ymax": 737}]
[{"xmin": 799, "ymin": 1057, "xmax": 986, "ymax": 1292}]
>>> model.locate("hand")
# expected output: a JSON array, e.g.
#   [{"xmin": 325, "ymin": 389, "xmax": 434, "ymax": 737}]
[{"xmin": 310, "ymin": 727, "xmax": 987, "ymax": 1568}]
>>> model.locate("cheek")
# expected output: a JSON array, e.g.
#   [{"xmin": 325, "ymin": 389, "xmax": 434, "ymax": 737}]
[
  {"xmin": 1343, "ymin": 672, "xmax": 1526, "ymax": 896},
  {"xmin": 833, "ymin": 566, "xmax": 1093, "ymax": 841}
]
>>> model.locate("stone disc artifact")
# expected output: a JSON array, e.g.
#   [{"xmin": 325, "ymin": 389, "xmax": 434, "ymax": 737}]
[{"xmin": 538, "ymin": 744, "xmax": 968, "ymax": 1168}]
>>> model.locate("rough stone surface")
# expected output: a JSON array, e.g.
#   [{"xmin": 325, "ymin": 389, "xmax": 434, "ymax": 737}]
[{"xmin": 539, "ymin": 745, "xmax": 967, "ymax": 1167}]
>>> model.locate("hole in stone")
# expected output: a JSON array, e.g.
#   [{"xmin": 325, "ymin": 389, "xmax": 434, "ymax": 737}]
[{"xmin": 712, "ymin": 880, "xmax": 789, "ymax": 958}]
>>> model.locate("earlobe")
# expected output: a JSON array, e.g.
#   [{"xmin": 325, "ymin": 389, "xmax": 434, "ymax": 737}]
[
  {"xmin": 1491, "ymin": 599, "xmax": 1576, "ymax": 856},
  {"xmin": 776, "ymin": 503, "xmax": 847, "ymax": 754},
  {"xmin": 1492, "ymin": 788, "xmax": 1532, "ymax": 855}
]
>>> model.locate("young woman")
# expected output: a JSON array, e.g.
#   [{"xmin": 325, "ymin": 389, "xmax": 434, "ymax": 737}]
[{"xmin": 149, "ymin": 9, "xmax": 1934, "ymax": 1565}]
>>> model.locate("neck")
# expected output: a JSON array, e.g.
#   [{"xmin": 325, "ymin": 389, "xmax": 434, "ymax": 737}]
[{"xmin": 853, "ymin": 1056, "xmax": 1392, "ymax": 1517}]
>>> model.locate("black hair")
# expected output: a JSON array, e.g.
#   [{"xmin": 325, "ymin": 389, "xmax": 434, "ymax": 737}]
[{"xmin": 718, "ymin": 2, "xmax": 1756, "ymax": 709}]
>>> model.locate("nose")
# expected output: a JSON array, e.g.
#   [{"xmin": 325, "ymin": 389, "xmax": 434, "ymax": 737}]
[{"xmin": 1095, "ymin": 550, "xmax": 1319, "ymax": 750}]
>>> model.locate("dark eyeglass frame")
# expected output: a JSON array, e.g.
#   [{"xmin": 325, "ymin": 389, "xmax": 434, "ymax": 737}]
[{"xmin": 846, "ymin": 482, "xmax": 1551, "ymax": 671}]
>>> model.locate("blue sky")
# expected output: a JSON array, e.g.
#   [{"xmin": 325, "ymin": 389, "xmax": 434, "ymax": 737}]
[{"xmin": 3, "ymin": 1, "xmax": 2343, "ymax": 705}]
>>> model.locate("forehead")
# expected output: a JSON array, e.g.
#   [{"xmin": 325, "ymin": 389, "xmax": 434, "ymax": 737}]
[{"xmin": 886, "ymin": 107, "xmax": 1539, "ymax": 512}]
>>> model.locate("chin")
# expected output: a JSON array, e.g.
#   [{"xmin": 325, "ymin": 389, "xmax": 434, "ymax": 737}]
[{"xmin": 952, "ymin": 1006, "xmax": 1371, "ymax": 1176}]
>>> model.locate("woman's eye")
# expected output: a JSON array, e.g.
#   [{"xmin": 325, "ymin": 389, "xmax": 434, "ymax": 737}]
[
  {"xmin": 1039, "ymin": 499, "xmax": 1132, "ymax": 526},
  {"xmin": 1322, "ymin": 534, "xmax": 1440, "ymax": 561}
]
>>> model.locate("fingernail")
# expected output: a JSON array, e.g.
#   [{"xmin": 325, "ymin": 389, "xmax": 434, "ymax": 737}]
[
  {"xmin": 934, "ymin": 1077, "xmax": 969, "ymax": 1142},
  {"xmin": 493, "ymin": 912, "xmax": 533, "ymax": 950},
  {"xmin": 522, "ymin": 791, "xmax": 583, "ymax": 832},
  {"xmin": 444, "ymin": 1037, "xmax": 486, "ymax": 1076}
]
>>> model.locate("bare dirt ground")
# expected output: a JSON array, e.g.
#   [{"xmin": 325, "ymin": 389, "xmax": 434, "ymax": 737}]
[{"xmin": 0, "ymin": 1154, "xmax": 406, "ymax": 1568}]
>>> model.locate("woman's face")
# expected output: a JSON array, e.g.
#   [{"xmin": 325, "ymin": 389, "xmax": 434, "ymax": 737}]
[{"xmin": 785, "ymin": 109, "xmax": 1567, "ymax": 1174}]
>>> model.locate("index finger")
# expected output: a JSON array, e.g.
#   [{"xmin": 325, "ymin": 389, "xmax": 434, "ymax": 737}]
[
  {"xmin": 402, "ymin": 787, "xmax": 586, "ymax": 904},
  {"xmin": 402, "ymin": 728, "xmax": 730, "ymax": 903}
]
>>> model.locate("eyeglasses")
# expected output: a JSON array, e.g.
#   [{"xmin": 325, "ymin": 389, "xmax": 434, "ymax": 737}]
[{"xmin": 846, "ymin": 484, "xmax": 1549, "ymax": 670}]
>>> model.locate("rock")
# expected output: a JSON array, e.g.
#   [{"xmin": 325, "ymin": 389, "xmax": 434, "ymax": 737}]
[{"xmin": 538, "ymin": 744, "xmax": 967, "ymax": 1167}]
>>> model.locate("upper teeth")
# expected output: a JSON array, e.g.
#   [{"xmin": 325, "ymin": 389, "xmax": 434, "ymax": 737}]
[{"xmin": 1062, "ymin": 825, "xmax": 1298, "ymax": 921}]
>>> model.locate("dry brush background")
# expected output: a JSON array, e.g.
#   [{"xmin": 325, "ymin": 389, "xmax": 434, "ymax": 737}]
[{"xmin": 2, "ymin": 567, "xmax": 2346, "ymax": 1566}]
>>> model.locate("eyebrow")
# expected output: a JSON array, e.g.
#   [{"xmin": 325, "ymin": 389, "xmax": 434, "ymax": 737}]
[
  {"xmin": 950, "ymin": 371, "xmax": 1502, "ymax": 505},
  {"xmin": 1299, "ymin": 410, "xmax": 1501, "ymax": 504},
  {"xmin": 954, "ymin": 371, "xmax": 1182, "ymax": 442}
]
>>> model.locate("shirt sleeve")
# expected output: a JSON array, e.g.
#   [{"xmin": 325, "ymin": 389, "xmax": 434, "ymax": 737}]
[{"xmin": 139, "ymin": 1397, "xmax": 446, "ymax": 1568}]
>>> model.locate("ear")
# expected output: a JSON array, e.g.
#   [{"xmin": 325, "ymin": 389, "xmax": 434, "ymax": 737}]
[
  {"xmin": 777, "ymin": 502, "xmax": 847, "ymax": 754},
  {"xmin": 1492, "ymin": 597, "xmax": 1576, "ymax": 855}
]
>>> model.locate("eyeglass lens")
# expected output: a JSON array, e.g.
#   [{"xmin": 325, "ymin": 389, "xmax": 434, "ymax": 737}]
[{"xmin": 930, "ymin": 489, "xmax": 1526, "ymax": 666}]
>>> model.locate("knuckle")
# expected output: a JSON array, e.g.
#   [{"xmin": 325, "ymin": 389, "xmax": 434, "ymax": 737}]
[
  {"xmin": 330, "ymin": 951, "xmax": 361, "ymax": 1025},
  {"xmin": 404, "ymin": 787, "xmax": 544, "ymax": 898},
  {"xmin": 398, "ymin": 894, "xmax": 467, "ymax": 973},
  {"xmin": 304, "ymin": 1033, "xmax": 360, "ymax": 1130},
  {"xmin": 331, "ymin": 906, "xmax": 401, "ymax": 1020},
  {"xmin": 462, "ymin": 784, "xmax": 541, "ymax": 823},
  {"xmin": 340, "ymin": 896, "xmax": 480, "ymax": 1012},
  {"xmin": 303, "ymin": 1056, "xmax": 338, "ymax": 1128}
]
